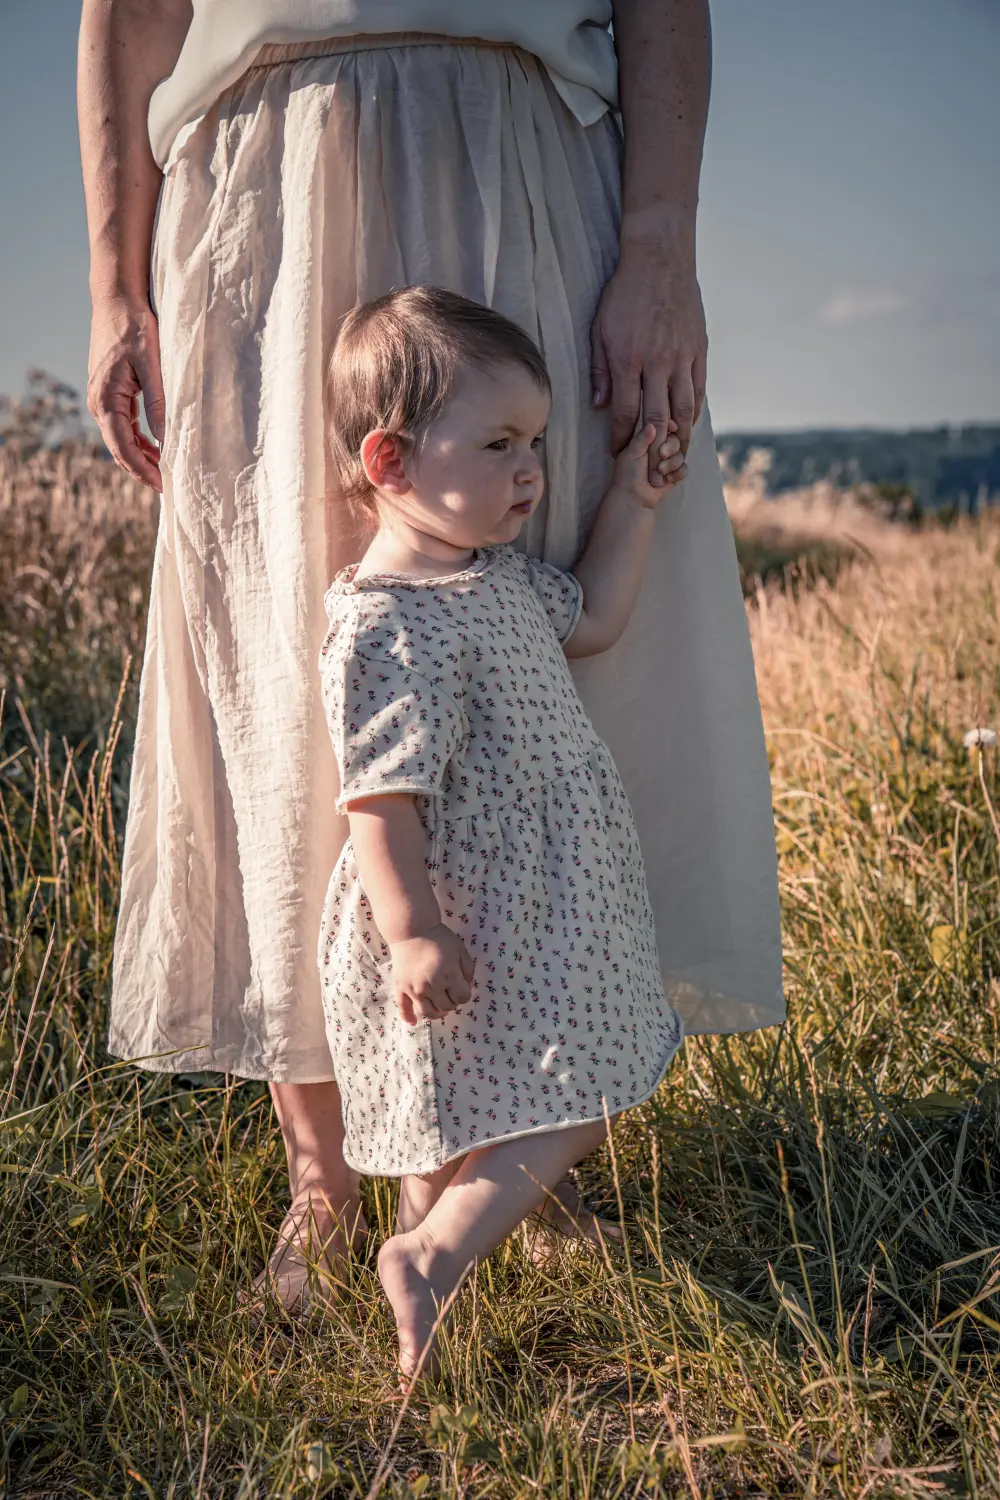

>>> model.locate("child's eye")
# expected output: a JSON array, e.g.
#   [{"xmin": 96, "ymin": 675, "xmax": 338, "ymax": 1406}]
[
  {"xmin": 531, "ymin": 435, "xmax": 545, "ymax": 450},
  {"xmin": 487, "ymin": 438, "xmax": 509, "ymax": 452}
]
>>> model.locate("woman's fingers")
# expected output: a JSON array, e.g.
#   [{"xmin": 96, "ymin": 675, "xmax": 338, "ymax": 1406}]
[
  {"xmin": 692, "ymin": 346, "xmax": 708, "ymax": 433},
  {"xmin": 589, "ymin": 319, "xmax": 612, "ymax": 411},
  {"xmin": 638, "ymin": 370, "xmax": 673, "ymax": 486},
  {"xmin": 608, "ymin": 365, "xmax": 642, "ymax": 456},
  {"xmin": 87, "ymin": 299, "xmax": 165, "ymax": 491},
  {"xmin": 93, "ymin": 360, "xmax": 163, "ymax": 491},
  {"xmin": 141, "ymin": 326, "xmax": 167, "ymax": 445},
  {"xmin": 667, "ymin": 366, "xmax": 698, "ymax": 456}
]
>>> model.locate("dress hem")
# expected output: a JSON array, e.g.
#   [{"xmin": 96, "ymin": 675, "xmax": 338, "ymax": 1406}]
[
  {"xmin": 105, "ymin": 1037, "xmax": 336, "ymax": 1085},
  {"xmin": 339, "ymin": 1027, "xmax": 684, "ymax": 1178}
]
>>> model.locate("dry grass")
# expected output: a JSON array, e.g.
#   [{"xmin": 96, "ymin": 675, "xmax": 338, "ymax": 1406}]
[{"xmin": 2, "ymin": 448, "xmax": 1000, "ymax": 1497}]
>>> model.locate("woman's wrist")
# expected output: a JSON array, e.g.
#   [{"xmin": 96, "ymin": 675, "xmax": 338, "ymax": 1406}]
[
  {"xmin": 89, "ymin": 275, "xmax": 153, "ymax": 313},
  {"xmin": 618, "ymin": 207, "xmax": 697, "ymax": 270}
]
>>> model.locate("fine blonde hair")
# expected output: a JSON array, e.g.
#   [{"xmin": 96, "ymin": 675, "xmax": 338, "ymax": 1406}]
[{"xmin": 326, "ymin": 286, "xmax": 551, "ymax": 514}]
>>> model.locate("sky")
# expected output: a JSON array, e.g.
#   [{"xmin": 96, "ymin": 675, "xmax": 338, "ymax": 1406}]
[{"xmin": 0, "ymin": 0, "xmax": 997, "ymax": 432}]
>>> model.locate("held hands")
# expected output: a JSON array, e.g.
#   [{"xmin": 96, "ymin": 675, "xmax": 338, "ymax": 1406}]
[
  {"xmin": 389, "ymin": 923, "xmax": 475, "ymax": 1027},
  {"xmin": 590, "ymin": 238, "xmax": 709, "ymax": 483},
  {"xmin": 610, "ymin": 421, "xmax": 686, "ymax": 511}
]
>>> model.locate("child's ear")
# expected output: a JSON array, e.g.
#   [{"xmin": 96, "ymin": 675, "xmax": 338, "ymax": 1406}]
[{"xmin": 360, "ymin": 430, "xmax": 412, "ymax": 495}]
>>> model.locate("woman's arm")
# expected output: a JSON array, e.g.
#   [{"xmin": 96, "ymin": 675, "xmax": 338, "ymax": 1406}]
[
  {"xmin": 594, "ymin": 0, "xmax": 712, "ymax": 478},
  {"xmin": 347, "ymin": 796, "xmax": 475, "ymax": 1026},
  {"xmin": 77, "ymin": 0, "xmax": 191, "ymax": 489}
]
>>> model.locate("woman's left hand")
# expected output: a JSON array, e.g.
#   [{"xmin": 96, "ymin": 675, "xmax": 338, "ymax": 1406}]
[{"xmin": 590, "ymin": 234, "xmax": 708, "ymax": 486}]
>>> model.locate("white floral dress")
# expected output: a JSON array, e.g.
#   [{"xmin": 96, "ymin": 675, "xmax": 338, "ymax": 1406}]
[{"xmin": 318, "ymin": 546, "xmax": 683, "ymax": 1175}]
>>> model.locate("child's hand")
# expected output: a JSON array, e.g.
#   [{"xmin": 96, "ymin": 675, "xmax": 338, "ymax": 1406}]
[
  {"xmin": 611, "ymin": 420, "xmax": 686, "ymax": 509},
  {"xmin": 389, "ymin": 923, "xmax": 475, "ymax": 1027}
]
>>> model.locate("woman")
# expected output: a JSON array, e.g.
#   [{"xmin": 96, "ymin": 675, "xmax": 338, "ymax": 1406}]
[{"xmin": 78, "ymin": 0, "xmax": 784, "ymax": 1309}]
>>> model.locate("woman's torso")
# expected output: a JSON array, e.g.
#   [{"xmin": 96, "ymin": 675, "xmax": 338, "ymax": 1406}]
[{"xmin": 149, "ymin": 0, "xmax": 619, "ymax": 168}]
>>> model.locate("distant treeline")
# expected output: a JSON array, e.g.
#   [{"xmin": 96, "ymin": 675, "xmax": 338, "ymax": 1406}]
[{"xmin": 717, "ymin": 424, "xmax": 1000, "ymax": 512}]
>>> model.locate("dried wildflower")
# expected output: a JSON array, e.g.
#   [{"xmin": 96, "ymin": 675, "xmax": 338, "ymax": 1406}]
[{"xmin": 963, "ymin": 727, "xmax": 997, "ymax": 749}]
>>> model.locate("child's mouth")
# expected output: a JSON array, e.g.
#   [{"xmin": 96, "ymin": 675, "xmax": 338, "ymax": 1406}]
[{"xmin": 511, "ymin": 500, "xmax": 534, "ymax": 514}]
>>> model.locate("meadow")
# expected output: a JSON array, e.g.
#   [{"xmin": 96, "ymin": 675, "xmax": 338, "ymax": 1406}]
[{"xmin": 2, "ymin": 438, "xmax": 1000, "ymax": 1498}]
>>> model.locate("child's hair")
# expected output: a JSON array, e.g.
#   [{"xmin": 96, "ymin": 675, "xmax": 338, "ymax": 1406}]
[{"xmin": 326, "ymin": 286, "xmax": 551, "ymax": 513}]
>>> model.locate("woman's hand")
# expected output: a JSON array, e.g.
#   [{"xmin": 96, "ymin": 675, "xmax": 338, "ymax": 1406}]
[
  {"xmin": 389, "ymin": 923, "xmax": 475, "ymax": 1027},
  {"xmin": 87, "ymin": 292, "xmax": 166, "ymax": 491},
  {"xmin": 590, "ymin": 232, "xmax": 708, "ymax": 485}
]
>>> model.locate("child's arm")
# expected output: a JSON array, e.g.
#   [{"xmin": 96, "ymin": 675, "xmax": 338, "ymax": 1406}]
[
  {"xmin": 564, "ymin": 422, "xmax": 682, "ymax": 659},
  {"xmin": 347, "ymin": 794, "xmax": 474, "ymax": 1027}
]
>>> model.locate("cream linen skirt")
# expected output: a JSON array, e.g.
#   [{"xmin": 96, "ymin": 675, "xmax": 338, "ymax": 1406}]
[{"xmin": 109, "ymin": 36, "xmax": 785, "ymax": 1082}]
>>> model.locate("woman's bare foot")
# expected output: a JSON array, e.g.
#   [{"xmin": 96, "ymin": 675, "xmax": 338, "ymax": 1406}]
[
  {"xmin": 378, "ymin": 1230, "xmax": 454, "ymax": 1382},
  {"xmin": 250, "ymin": 1192, "xmax": 368, "ymax": 1318},
  {"xmin": 264, "ymin": 1080, "xmax": 367, "ymax": 1317}
]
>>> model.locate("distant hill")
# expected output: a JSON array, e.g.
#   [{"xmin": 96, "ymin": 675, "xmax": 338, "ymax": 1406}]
[{"xmin": 716, "ymin": 424, "xmax": 1000, "ymax": 513}]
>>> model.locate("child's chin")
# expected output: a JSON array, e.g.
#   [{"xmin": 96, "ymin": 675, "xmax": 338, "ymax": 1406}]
[{"xmin": 488, "ymin": 515, "xmax": 526, "ymax": 544}]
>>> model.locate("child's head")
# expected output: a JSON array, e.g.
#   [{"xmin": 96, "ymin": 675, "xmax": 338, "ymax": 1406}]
[{"xmin": 327, "ymin": 287, "xmax": 552, "ymax": 549}]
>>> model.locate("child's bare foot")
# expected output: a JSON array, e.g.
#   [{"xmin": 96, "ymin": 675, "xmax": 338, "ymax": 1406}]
[{"xmin": 378, "ymin": 1230, "xmax": 454, "ymax": 1382}]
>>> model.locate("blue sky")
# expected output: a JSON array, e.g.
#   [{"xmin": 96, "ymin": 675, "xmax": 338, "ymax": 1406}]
[{"xmin": 0, "ymin": 0, "xmax": 997, "ymax": 431}]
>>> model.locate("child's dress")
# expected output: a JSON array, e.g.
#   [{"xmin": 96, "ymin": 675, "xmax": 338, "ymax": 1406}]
[{"xmin": 318, "ymin": 546, "xmax": 683, "ymax": 1175}]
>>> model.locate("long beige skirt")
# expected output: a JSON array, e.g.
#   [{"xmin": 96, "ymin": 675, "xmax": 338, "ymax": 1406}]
[{"xmin": 109, "ymin": 36, "xmax": 785, "ymax": 1082}]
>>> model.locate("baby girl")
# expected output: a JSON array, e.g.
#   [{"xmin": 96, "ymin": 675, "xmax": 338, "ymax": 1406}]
[{"xmin": 319, "ymin": 286, "xmax": 685, "ymax": 1378}]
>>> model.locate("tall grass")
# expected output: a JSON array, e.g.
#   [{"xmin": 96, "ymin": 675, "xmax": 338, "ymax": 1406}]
[{"xmin": 2, "ymin": 449, "xmax": 1000, "ymax": 1496}]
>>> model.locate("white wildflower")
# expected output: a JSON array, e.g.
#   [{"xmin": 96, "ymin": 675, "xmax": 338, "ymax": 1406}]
[{"xmin": 963, "ymin": 727, "xmax": 997, "ymax": 748}]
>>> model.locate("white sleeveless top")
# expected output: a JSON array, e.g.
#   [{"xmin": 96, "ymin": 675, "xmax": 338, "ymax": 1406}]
[{"xmin": 148, "ymin": 1, "xmax": 618, "ymax": 168}]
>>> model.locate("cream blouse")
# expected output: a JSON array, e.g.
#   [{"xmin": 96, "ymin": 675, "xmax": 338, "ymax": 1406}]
[{"xmin": 148, "ymin": 0, "xmax": 618, "ymax": 168}]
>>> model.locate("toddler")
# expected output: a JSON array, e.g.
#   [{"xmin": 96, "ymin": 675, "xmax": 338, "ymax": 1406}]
[{"xmin": 319, "ymin": 286, "xmax": 685, "ymax": 1377}]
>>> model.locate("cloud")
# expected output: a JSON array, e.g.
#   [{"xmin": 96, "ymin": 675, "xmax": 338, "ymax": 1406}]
[{"xmin": 818, "ymin": 287, "xmax": 910, "ymax": 326}]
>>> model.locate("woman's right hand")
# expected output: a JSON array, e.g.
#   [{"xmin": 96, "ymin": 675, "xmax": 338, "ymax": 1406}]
[
  {"xmin": 389, "ymin": 924, "xmax": 476, "ymax": 1027},
  {"xmin": 87, "ymin": 293, "xmax": 166, "ymax": 491}
]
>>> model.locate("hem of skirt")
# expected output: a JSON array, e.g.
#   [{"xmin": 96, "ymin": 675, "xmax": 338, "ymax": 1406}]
[
  {"xmin": 671, "ymin": 969, "xmax": 787, "ymax": 1038},
  {"xmin": 684, "ymin": 1007, "xmax": 787, "ymax": 1037},
  {"xmin": 105, "ymin": 1036, "xmax": 336, "ymax": 1084},
  {"xmin": 340, "ymin": 1028, "xmax": 684, "ymax": 1178}
]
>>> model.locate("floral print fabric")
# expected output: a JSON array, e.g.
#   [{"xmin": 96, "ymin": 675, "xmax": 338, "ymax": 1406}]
[{"xmin": 318, "ymin": 546, "xmax": 683, "ymax": 1174}]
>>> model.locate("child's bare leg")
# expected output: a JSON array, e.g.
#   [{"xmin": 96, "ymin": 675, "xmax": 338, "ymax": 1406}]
[
  {"xmin": 378, "ymin": 1118, "xmax": 609, "ymax": 1377},
  {"xmin": 400, "ymin": 1157, "xmax": 618, "ymax": 1247},
  {"xmin": 533, "ymin": 1115, "xmax": 624, "ymax": 1251},
  {"xmin": 397, "ymin": 1159, "xmax": 463, "ymax": 1232}
]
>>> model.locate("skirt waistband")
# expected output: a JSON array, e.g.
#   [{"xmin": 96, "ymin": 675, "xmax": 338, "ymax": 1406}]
[{"xmin": 250, "ymin": 34, "xmax": 512, "ymax": 71}]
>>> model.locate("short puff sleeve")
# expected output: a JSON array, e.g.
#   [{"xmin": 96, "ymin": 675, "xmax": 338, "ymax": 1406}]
[
  {"xmin": 520, "ymin": 556, "xmax": 584, "ymax": 643},
  {"xmin": 322, "ymin": 641, "xmax": 462, "ymax": 810}
]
